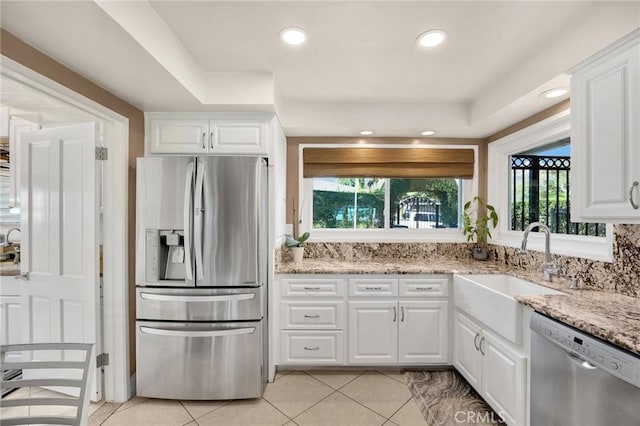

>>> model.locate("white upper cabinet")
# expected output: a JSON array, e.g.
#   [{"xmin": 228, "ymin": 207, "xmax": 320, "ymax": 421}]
[
  {"xmin": 570, "ymin": 30, "xmax": 640, "ymax": 223},
  {"xmin": 146, "ymin": 113, "xmax": 271, "ymax": 155}
]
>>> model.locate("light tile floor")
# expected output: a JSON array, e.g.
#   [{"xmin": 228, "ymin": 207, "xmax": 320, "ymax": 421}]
[{"xmin": 1, "ymin": 370, "xmax": 428, "ymax": 426}]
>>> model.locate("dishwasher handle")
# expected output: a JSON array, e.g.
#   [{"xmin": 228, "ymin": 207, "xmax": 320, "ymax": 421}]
[{"xmin": 565, "ymin": 350, "xmax": 598, "ymax": 370}]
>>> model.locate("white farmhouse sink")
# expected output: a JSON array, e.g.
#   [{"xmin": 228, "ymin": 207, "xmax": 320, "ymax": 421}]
[{"xmin": 454, "ymin": 274, "xmax": 565, "ymax": 344}]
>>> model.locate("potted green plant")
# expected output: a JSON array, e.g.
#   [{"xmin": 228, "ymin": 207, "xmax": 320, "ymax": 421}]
[
  {"xmin": 286, "ymin": 197, "xmax": 310, "ymax": 263},
  {"xmin": 462, "ymin": 196, "xmax": 498, "ymax": 260}
]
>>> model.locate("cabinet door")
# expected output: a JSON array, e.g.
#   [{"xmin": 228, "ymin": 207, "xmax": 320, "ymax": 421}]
[
  {"xmin": 209, "ymin": 117, "xmax": 267, "ymax": 155},
  {"xmin": 453, "ymin": 311, "xmax": 482, "ymax": 389},
  {"xmin": 481, "ymin": 331, "xmax": 526, "ymax": 426},
  {"xmin": 149, "ymin": 119, "xmax": 209, "ymax": 154},
  {"xmin": 571, "ymin": 39, "xmax": 640, "ymax": 222},
  {"xmin": 398, "ymin": 300, "xmax": 448, "ymax": 364},
  {"xmin": 348, "ymin": 301, "xmax": 397, "ymax": 364}
]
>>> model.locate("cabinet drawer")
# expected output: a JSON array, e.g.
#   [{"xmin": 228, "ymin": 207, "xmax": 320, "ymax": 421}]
[
  {"xmin": 281, "ymin": 331, "xmax": 344, "ymax": 365},
  {"xmin": 281, "ymin": 301, "xmax": 344, "ymax": 329},
  {"xmin": 399, "ymin": 277, "xmax": 449, "ymax": 297},
  {"xmin": 282, "ymin": 279, "xmax": 346, "ymax": 297},
  {"xmin": 349, "ymin": 278, "xmax": 398, "ymax": 297}
]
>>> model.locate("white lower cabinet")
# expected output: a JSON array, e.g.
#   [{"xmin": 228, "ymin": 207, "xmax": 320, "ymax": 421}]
[
  {"xmin": 398, "ymin": 300, "xmax": 448, "ymax": 364},
  {"xmin": 276, "ymin": 275, "xmax": 450, "ymax": 368},
  {"xmin": 348, "ymin": 301, "xmax": 398, "ymax": 364},
  {"xmin": 348, "ymin": 298, "xmax": 448, "ymax": 364},
  {"xmin": 454, "ymin": 310, "xmax": 526, "ymax": 426}
]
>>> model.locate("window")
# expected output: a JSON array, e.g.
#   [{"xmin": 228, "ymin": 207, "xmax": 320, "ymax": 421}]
[
  {"xmin": 311, "ymin": 177, "xmax": 463, "ymax": 230},
  {"xmin": 488, "ymin": 110, "xmax": 612, "ymax": 262},
  {"xmin": 510, "ymin": 139, "xmax": 606, "ymax": 236}
]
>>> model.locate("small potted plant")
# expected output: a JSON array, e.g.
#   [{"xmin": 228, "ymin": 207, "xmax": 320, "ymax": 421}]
[
  {"xmin": 462, "ymin": 196, "xmax": 498, "ymax": 261},
  {"xmin": 286, "ymin": 198, "xmax": 310, "ymax": 263}
]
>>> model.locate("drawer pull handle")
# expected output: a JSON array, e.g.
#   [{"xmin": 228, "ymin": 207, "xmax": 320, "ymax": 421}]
[
  {"xmin": 364, "ymin": 286, "xmax": 383, "ymax": 291},
  {"xmin": 304, "ymin": 346, "xmax": 320, "ymax": 351},
  {"xmin": 304, "ymin": 314, "xmax": 320, "ymax": 319},
  {"xmin": 416, "ymin": 286, "xmax": 433, "ymax": 291},
  {"xmin": 304, "ymin": 286, "xmax": 321, "ymax": 290}
]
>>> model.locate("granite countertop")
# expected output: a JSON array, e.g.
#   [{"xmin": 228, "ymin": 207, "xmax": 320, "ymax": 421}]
[
  {"xmin": 276, "ymin": 258, "xmax": 502, "ymax": 275},
  {"xmin": 276, "ymin": 257, "xmax": 640, "ymax": 356},
  {"xmin": 0, "ymin": 259, "xmax": 20, "ymax": 276}
]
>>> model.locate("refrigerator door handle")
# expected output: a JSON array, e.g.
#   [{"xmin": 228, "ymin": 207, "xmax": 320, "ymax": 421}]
[
  {"xmin": 183, "ymin": 162, "xmax": 194, "ymax": 281},
  {"xmin": 139, "ymin": 326, "xmax": 255, "ymax": 338},
  {"xmin": 194, "ymin": 160, "xmax": 205, "ymax": 281},
  {"xmin": 139, "ymin": 292, "xmax": 256, "ymax": 302}
]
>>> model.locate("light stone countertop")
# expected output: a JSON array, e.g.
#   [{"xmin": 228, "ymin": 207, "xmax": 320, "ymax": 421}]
[
  {"xmin": 275, "ymin": 258, "xmax": 502, "ymax": 275},
  {"xmin": 276, "ymin": 257, "xmax": 640, "ymax": 356}
]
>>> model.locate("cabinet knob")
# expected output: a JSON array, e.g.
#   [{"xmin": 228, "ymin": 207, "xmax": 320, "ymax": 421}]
[{"xmin": 629, "ymin": 181, "xmax": 639, "ymax": 209}]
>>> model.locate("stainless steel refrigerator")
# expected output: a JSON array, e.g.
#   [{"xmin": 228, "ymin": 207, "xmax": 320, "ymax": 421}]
[{"xmin": 135, "ymin": 156, "xmax": 268, "ymax": 400}]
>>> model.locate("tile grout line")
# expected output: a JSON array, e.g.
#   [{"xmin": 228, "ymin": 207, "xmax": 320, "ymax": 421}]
[
  {"xmin": 285, "ymin": 388, "xmax": 339, "ymax": 422},
  {"xmin": 261, "ymin": 395, "xmax": 302, "ymax": 423},
  {"xmin": 385, "ymin": 394, "xmax": 415, "ymax": 423},
  {"xmin": 302, "ymin": 369, "xmax": 368, "ymax": 391},
  {"xmin": 335, "ymin": 387, "xmax": 399, "ymax": 422},
  {"xmin": 178, "ymin": 400, "xmax": 197, "ymax": 423},
  {"xmin": 182, "ymin": 399, "xmax": 231, "ymax": 423}
]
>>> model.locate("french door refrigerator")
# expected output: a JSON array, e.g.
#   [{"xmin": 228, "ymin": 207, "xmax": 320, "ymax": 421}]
[{"xmin": 135, "ymin": 156, "xmax": 268, "ymax": 400}]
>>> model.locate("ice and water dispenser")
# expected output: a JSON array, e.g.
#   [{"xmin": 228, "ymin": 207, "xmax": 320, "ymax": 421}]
[{"xmin": 145, "ymin": 229, "xmax": 187, "ymax": 282}]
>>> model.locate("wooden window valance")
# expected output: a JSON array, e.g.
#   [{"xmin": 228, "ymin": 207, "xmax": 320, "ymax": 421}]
[{"xmin": 303, "ymin": 147, "xmax": 475, "ymax": 179}]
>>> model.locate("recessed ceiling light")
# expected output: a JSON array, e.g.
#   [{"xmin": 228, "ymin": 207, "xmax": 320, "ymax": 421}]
[
  {"xmin": 360, "ymin": 130, "xmax": 374, "ymax": 136},
  {"xmin": 416, "ymin": 30, "xmax": 447, "ymax": 48},
  {"xmin": 539, "ymin": 88, "xmax": 569, "ymax": 99},
  {"xmin": 280, "ymin": 27, "xmax": 306, "ymax": 46},
  {"xmin": 421, "ymin": 130, "xmax": 436, "ymax": 136}
]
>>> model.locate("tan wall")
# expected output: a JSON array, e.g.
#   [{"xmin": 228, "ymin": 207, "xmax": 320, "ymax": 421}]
[
  {"xmin": 486, "ymin": 99, "xmax": 570, "ymax": 143},
  {"xmin": 286, "ymin": 137, "xmax": 487, "ymax": 225},
  {"xmin": 1, "ymin": 29, "xmax": 144, "ymax": 374}
]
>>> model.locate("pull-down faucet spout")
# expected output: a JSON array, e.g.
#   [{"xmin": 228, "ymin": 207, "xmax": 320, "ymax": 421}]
[{"xmin": 519, "ymin": 222, "xmax": 559, "ymax": 281}]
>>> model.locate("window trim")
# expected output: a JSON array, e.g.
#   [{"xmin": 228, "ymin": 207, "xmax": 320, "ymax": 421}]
[
  {"xmin": 298, "ymin": 143, "xmax": 479, "ymax": 242},
  {"xmin": 487, "ymin": 109, "xmax": 614, "ymax": 262}
]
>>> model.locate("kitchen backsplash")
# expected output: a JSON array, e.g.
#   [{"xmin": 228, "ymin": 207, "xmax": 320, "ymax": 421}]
[
  {"xmin": 278, "ymin": 224, "xmax": 640, "ymax": 298},
  {"xmin": 491, "ymin": 224, "xmax": 640, "ymax": 298}
]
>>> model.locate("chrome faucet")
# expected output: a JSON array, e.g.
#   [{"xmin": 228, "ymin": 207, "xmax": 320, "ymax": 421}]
[{"xmin": 519, "ymin": 222, "xmax": 559, "ymax": 281}]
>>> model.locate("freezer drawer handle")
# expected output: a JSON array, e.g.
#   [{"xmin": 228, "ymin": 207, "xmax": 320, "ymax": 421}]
[
  {"xmin": 139, "ymin": 326, "xmax": 255, "ymax": 338},
  {"xmin": 139, "ymin": 292, "xmax": 255, "ymax": 302}
]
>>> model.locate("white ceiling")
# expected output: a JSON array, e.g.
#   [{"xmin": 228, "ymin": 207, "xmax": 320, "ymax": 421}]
[{"xmin": 1, "ymin": 1, "xmax": 639, "ymax": 137}]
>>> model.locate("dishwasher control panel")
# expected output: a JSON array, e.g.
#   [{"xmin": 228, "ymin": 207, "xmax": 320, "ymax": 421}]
[{"xmin": 531, "ymin": 313, "xmax": 640, "ymax": 387}]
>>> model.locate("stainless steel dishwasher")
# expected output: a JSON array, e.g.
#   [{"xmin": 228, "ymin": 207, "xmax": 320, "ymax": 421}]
[{"xmin": 530, "ymin": 312, "xmax": 640, "ymax": 426}]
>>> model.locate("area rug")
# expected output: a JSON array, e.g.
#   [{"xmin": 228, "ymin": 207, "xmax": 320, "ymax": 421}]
[{"xmin": 404, "ymin": 370, "xmax": 506, "ymax": 426}]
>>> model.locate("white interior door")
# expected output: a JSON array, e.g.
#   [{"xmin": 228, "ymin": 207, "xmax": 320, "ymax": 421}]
[{"xmin": 19, "ymin": 123, "xmax": 101, "ymax": 400}]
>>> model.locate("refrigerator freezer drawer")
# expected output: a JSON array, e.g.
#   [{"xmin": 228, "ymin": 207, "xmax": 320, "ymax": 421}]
[
  {"xmin": 136, "ymin": 320, "xmax": 263, "ymax": 400},
  {"xmin": 136, "ymin": 287, "xmax": 263, "ymax": 321}
]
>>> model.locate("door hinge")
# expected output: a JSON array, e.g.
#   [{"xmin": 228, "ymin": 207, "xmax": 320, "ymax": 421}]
[
  {"xmin": 97, "ymin": 353, "xmax": 109, "ymax": 368},
  {"xmin": 95, "ymin": 147, "xmax": 108, "ymax": 161}
]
